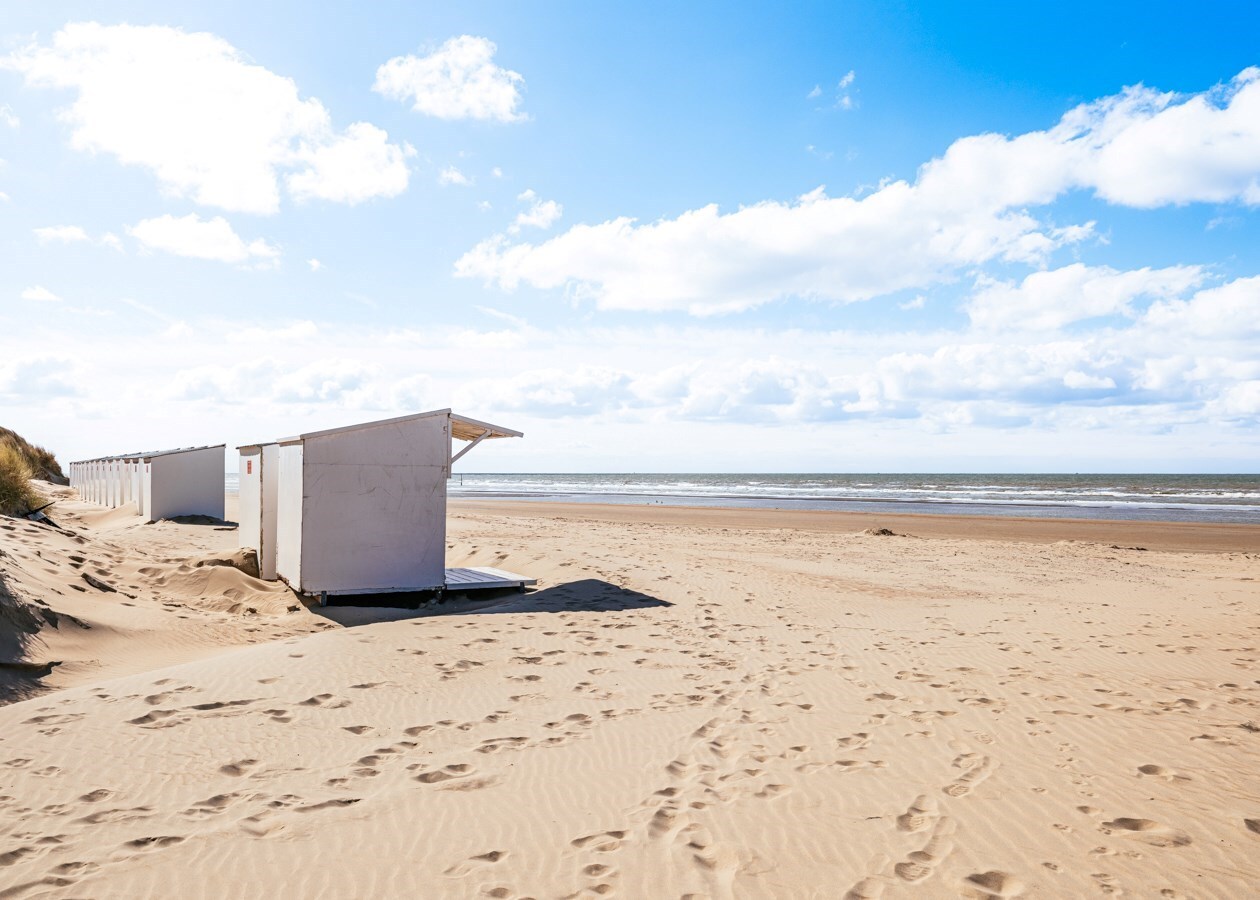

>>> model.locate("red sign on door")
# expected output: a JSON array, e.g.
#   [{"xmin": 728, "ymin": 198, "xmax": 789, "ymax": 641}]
[{"xmin": 247, "ymin": 460, "xmax": 253, "ymax": 475}]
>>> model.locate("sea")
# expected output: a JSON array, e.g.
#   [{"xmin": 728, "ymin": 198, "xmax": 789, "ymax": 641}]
[
  {"xmin": 446, "ymin": 473, "xmax": 1260, "ymax": 524},
  {"xmin": 223, "ymin": 472, "xmax": 1260, "ymax": 524}
]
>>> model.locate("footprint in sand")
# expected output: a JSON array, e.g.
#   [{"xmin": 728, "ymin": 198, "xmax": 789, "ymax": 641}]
[
  {"xmin": 944, "ymin": 755, "xmax": 995, "ymax": 797},
  {"xmin": 1100, "ymin": 817, "xmax": 1192, "ymax": 847},
  {"xmin": 444, "ymin": 850, "xmax": 508, "ymax": 876},
  {"xmin": 1137, "ymin": 764, "xmax": 1191, "ymax": 783},
  {"xmin": 414, "ymin": 763, "xmax": 476, "ymax": 784},
  {"xmin": 894, "ymin": 821, "xmax": 955, "ymax": 884},
  {"xmin": 961, "ymin": 870, "xmax": 1026, "ymax": 898},
  {"xmin": 121, "ymin": 835, "xmax": 185, "ymax": 851},
  {"xmin": 127, "ymin": 709, "xmax": 186, "ymax": 728},
  {"xmin": 897, "ymin": 795, "xmax": 938, "ymax": 833},
  {"xmin": 219, "ymin": 759, "xmax": 260, "ymax": 777},
  {"xmin": 571, "ymin": 830, "xmax": 627, "ymax": 852}
]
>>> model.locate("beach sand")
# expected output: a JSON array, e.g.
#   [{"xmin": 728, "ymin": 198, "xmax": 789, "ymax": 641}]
[{"xmin": 1, "ymin": 485, "xmax": 1258, "ymax": 898}]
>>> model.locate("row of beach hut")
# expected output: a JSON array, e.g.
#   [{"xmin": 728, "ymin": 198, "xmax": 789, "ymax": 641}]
[
  {"xmin": 70, "ymin": 409, "xmax": 533, "ymax": 602},
  {"xmin": 67, "ymin": 445, "xmax": 226, "ymax": 523}
]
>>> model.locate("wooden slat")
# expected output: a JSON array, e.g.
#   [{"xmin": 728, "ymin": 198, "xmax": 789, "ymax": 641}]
[{"xmin": 444, "ymin": 567, "xmax": 538, "ymax": 590}]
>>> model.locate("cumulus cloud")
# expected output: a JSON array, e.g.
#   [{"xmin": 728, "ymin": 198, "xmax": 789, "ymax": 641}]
[
  {"xmin": 509, "ymin": 188, "xmax": 562, "ymax": 232},
  {"xmin": 458, "ymin": 69, "xmax": 1260, "ymax": 315},
  {"xmin": 34, "ymin": 224, "xmax": 124, "ymax": 250},
  {"xmin": 373, "ymin": 35, "xmax": 525, "ymax": 122},
  {"xmin": 0, "ymin": 357, "xmax": 79, "ymax": 398},
  {"xmin": 287, "ymin": 122, "xmax": 413, "ymax": 204},
  {"xmin": 455, "ymin": 366, "xmax": 634, "ymax": 417},
  {"xmin": 21, "ymin": 286, "xmax": 61, "ymax": 302},
  {"xmin": 0, "ymin": 104, "xmax": 18, "ymax": 128},
  {"xmin": 457, "ymin": 184, "xmax": 1087, "ymax": 315},
  {"xmin": 438, "ymin": 165, "xmax": 473, "ymax": 186},
  {"xmin": 127, "ymin": 214, "xmax": 280, "ymax": 266},
  {"xmin": 1142, "ymin": 274, "xmax": 1260, "ymax": 339},
  {"xmin": 967, "ymin": 263, "xmax": 1206, "ymax": 331},
  {"xmin": 3, "ymin": 22, "xmax": 412, "ymax": 214}
]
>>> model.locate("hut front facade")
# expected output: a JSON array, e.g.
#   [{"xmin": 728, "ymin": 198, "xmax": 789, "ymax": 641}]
[
  {"xmin": 237, "ymin": 442, "xmax": 279, "ymax": 581},
  {"xmin": 69, "ymin": 445, "xmax": 226, "ymax": 522},
  {"xmin": 241, "ymin": 409, "xmax": 522, "ymax": 597}
]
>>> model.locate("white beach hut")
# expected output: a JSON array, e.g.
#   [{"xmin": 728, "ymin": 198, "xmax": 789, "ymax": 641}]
[
  {"xmin": 70, "ymin": 445, "xmax": 226, "ymax": 522},
  {"xmin": 237, "ymin": 442, "xmax": 279, "ymax": 580},
  {"xmin": 253, "ymin": 409, "xmax": 532, "ymax": 601}
]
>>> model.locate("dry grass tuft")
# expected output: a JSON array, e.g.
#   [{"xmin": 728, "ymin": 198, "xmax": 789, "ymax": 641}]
[
  {"xmin": 0, "ymin": 427, "xmax": 64, "ymax": 483},
  {"xmin": 0, "ymin": 428, "xmax": 62, "ymax": 517},
  {"xmin": 0, "ymin": 440, "xmax": 42, "ymax": 517}
]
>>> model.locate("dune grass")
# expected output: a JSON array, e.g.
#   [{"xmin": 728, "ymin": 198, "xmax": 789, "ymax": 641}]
[
  {"xmin": 0, "ymin": 428, "xmax": 63, "ymax": 482},
  {"xmin": 0, "ymin": 429, "xmax": 61, "ymax": 517}
]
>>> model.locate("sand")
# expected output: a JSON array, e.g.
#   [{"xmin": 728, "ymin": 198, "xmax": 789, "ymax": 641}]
[{"xmin": 1, "ymin": 485, "xmax": 1258, "ymax": 898}]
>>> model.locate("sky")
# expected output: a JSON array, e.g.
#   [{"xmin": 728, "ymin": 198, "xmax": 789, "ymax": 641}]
[{"xmin": 1, "ymin": 1, "xmax": 1258, "ymax": 473}]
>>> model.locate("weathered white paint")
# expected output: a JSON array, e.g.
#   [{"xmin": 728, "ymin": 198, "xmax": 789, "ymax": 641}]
[
  {"xmin": 275, "ymin": 441, "xmax": 304, "ymax": 586},
  {"xmin": 70, "ymin": 445, "xmax": 225, "ymax": 522},
  {"xmin": 237, "ymin": 443, "xmax": 279, "ymax": 580},
  {"xmin": 139, "ymin": 460, "xmax": 151, "ymax": 520},
  {"xmin": 268, "ymin": 409, "xmax": 521, "ymax": 596},
  {"xmin": 148, "ymin": 446, "xmax": 225, "ymax": 521},
  {"xmin": 238, "ymin": 446, "xmax": 263, "ymax": 565}
]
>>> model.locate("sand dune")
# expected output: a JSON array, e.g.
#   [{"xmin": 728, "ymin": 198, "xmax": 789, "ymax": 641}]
[{"xmin": 1, "ymin": 490, "xmax": 1258, "ymax": 897}]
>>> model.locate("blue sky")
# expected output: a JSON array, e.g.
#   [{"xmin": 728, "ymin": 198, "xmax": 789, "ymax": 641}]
[{"xmin": 1, "ymin": 2, "xmax": 1258, "ymax": 472}]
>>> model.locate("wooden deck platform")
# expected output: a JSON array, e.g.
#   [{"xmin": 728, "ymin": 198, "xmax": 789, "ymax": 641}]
[{"xmin": 444, "ymin": 566, "xmax": 537, "ymax": 592}]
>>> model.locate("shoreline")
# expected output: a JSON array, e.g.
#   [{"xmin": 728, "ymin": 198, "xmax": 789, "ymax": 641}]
[{"xmin": 450, "ymin": 497, "xmax": 1260, "ymax": 553}]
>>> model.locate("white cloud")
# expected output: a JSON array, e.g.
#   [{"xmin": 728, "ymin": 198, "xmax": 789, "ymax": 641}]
[
  {"xmin": 457, "ymin": 69, "xmax": 1260, "ymax": 316},
  {"xmin": 0, "ymin": 104, "xmax": 19, "ymax": 128},
  {"xmin": 491, "ymin": 166, "xmax": 503, "ymax": 178},
  {"xmin": 127, "ymin": 213, "xmax": 280, "ymax": 266},
  {"xmin": 1063, "ymin": 370, "xmax": 1116, "ymax": 390},
  {"xmin": 457, "ymin": 184, "xmax": 1085, "ymax": 315},
  {"xmin": 287, "ymin": 122, "xmax": 413, "ymax": 205},
  {"xmin": 836, "ymin": 70, "xmax": 857, "ymax": 109},
  {"xmin": 4, "ymin": 298, "xmax": 1259, "ymax": 467},
  {"xmin": 307, "ymin": 258, "xmax": 323, "ymax": 272},
  {"xmin": 34, "ymin": 224, "xmax": 124, "ymax": 251},
  {"xmin": 34, "ymin": 225, "xmax": 90, "ymax": 244},
  {"xmin": 0, "ymin": 357, "xmax": 78, "ymax": 399},
  {"xmin": 899, "ymin": 295, "xmax": 926, "ymax": 311},
  {"xmin": 807, "ymin": 85, "xmax": 821, "ymax": 99},
  {"xmin": 3, "ymin": 22, "xmax": 412, "ymax": 214},
  {"xmin": 509, "ymin": 189, "xmax": 562, "ymax": 232},
  {"xmin": 21, "ymin": 285, "xmax": 61, "ymax": 302},
  {"xmin": 373, "ymin": 35, "xmax": 525, "ymax": 123},
  {"xmin": 966, "ymin": 263, "xmax": 1206, "ymax": 331},
  {"xmin": 1142, "ymin": 274, "xmax": 1260, "ymax": 339},
  {"xmin": 438, "ymin": 165, "xmax": 472, "ymax": 186}
]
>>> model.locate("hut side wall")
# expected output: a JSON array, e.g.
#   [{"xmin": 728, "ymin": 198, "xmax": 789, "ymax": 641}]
[
  {"xmin": 259, "ymin": 443, "xmax": 279, "ymax": 581},
  {"xmin": 274, "ymin": 443, "xmax": 305, "ymax": 589},
  {"xmin": 239, "ymin": 445, "xmax": 280, "ymax": 581},
  {"xmin": 139, "ymin": 461, "xmax": 151, "ymax": 520},
  {"xmin": 147, "ymin": 446, "xmax": 225, "ymax": 522},
  {"xmin": 297, "ymin": 415, "xmax": 449, "ymax": 594}
]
